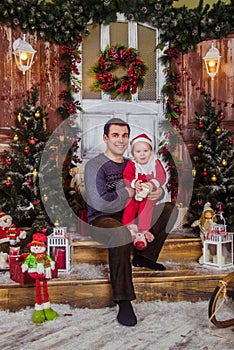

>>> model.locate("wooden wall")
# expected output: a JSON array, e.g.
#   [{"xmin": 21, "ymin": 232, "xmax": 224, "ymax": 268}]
[
  {"xmin": 0, "ymin": 25, "xmax": 64, "ymax": 156},
  {"xmin": 181, "ymin": 32, "xmax": 234, "ymax": 153}
]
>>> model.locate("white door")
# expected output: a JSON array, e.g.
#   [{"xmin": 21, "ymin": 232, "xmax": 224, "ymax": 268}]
[{"xmin": 77, "ymin": 18, "xmax": 166, "ymax": 160}]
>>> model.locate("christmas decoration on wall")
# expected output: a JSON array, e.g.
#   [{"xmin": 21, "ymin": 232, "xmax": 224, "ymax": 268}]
[
  {"xmin": 90, "ymin": 45, "xmax": 147, "ymax": 100},
  {"xmin": 188, "ymin": 93, "xmax": 234, "ymax": 229},
  {"xmin": 179, "ymin": 64, "xmax": 234, "ymax": 110},
  {"xmin": 21, "ymin": 232, "xmax": 58, "ymax": 323}
]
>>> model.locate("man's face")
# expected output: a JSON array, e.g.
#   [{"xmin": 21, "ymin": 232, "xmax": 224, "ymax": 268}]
[{"xmin": 103, "ymin": 125, "xmax": 129, "ymax": 157}]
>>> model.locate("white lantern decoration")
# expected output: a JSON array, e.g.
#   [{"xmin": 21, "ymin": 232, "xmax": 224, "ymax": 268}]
[
  {"xmin": 203, "ymin": 42, "xmax": 221, "ymax": 80},
  {"xmin": 13, "ymin": 34, "xmax": 36, "ymax": 75},
  {"xmin": 47, "ymin": 227, "xmax": 73, "ymax": 273},
  {"xmin": 203, "ymin": 213, "xmax": 233, "ymax": 269}
]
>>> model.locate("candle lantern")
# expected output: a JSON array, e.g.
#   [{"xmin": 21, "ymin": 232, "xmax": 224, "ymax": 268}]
[
  {"xmin": 47, "ymin": 227, "xmax": 73, "ymax": 273},
  {"xmin": 203, "ymin": 213, "xmax": 233, "ymax": 269}
]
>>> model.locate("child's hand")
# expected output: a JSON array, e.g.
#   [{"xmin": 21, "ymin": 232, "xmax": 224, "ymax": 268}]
[
  {"xmin": 135, "ymin": 180, "xmax": 143, "ymax": 193},
  {"xmin": 145, "ymin": 182, "xmax": 154, "ymax": 193}
]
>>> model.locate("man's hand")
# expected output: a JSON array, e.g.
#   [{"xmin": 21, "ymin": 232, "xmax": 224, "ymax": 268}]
[
  {"xmin": 147, "ymin": 187, "xmax": 163, "ymax": 201},
  {"xmin": 125, "ymin": 187, "xmax": 135, "ymax": 198},
  {"xmin": 135, "ymin": 180, "xmax": 142, "ymax": 193}
]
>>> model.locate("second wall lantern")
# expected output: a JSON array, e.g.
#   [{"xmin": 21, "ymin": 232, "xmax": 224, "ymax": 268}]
[{"xmin": 203, "ymin": 42, "xmax": 221, "ymax": 80}]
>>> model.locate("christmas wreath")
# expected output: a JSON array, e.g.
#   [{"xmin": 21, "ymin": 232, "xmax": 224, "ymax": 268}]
[{"xmin": 90, "ymin": 45, "xmax": 148, "ymax": 100}]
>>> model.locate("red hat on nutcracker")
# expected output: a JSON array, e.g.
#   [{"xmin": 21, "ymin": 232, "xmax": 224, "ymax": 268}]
[
  {"xmin": 27, "ymin": 233, "xmax": 47, "ymax": 248},
  {"xmin": 130, "ymin": 133, "xmax": 153, "ymax": 148}
]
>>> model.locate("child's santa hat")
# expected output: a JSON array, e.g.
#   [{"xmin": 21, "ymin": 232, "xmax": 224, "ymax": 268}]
[
  {"xmin": 130, "ymin": 133, "xmax": 153, "ymax": 148},
  {"xmin": 27, "ymin": 233, "xmax": 47, "ymax": 247},
  {"xmin": 0, "ymin": 212, "xmax": 11, "ymax": 220}
]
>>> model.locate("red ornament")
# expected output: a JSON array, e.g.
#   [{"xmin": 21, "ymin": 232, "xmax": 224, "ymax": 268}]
[
  {"xmin": 41, "ymin": 228, "xmax": 47, "ymax": 234},
  {"xmin": 198, "ymin": 123, "xmax": 204, "ymax": 128},
  {"xmin": 202, "ymin": 169, "xmax": 208, "ymax": 176},
  {"xmin": 229, "ymin": 140, "xmax": 233, "ymax": 145},
  {"xmin": 24, "ymin": 147, "xmax": 30, "ymax": 154},
  {"xmin": 220, "ymin": 113, "xmax": 225, "ymax": 119},
  {"xmin": 197, "ymin": 200, "xmax": 202, "ymax": 206},
  {"xmin": 23, "ymin": 123, "xmax": 28, "ymax": 128},
  {"xmin": 5, "ymin": 179, "xmax": 12, "ymax": 187},
  {"xmin": 5, "ymin": 157, "xmax": 12, "ymax": 165},
  {"xmin": 218, "ymin": 203, "xmax": 224, "ymax": 213},
  {"xmin": 27, "ymin": 178, "xmax": 32, "ymax": 184},
  {"xmin": 29, "ymin": 137, "xmax": 36, "ymax": 145}
]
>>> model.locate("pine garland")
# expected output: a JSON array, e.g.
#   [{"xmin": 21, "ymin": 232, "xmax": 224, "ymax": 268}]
[{"xmin": 0, "ymin": 0, "xmax": 233, "ymax": 50}]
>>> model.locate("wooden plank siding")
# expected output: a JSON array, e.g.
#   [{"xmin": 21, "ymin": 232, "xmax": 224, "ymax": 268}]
[
  {"xmin": 180, "ymin": 33, "xmax": 234, "ymax": 153},
  {"xmin": 0, "ymin": 25, "xmax": 64, "ymax": 161}
]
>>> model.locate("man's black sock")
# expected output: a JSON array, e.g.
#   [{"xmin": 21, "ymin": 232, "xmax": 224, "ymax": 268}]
[
  {"xmin": 132, "ymin": 255, "xmax": 166, "ymax": 271},
  {"xmin": 117, "ymin": 300, "xmax": 137, "ymax": 327}
]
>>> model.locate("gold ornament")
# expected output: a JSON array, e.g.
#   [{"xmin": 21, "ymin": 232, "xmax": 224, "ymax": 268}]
[
  {"xmin": 13, "ymin": 134, "xmax": 19, "ymax": 141},
  {"xmin": 32, "ymin": 169, "xmax": 38, "ymax": 177},
  {"xmin": 54, "ymin": 220, "xmax": 60, "ymax": 227},
  {"xmin": 35, "ymin": 111, "xmax": 41, "ymax": 118},
  {"xmin": 43, "ymin": 194, "xmax": 48, "ymax": 202},
  {"xmin": 17, "ymin": 113, "xmax": 21, "ymax": 122},
  {"xmin": 215, "ymin": 126, "xmax": 222, "ymax": 133},
  {"xmin": 211, "ymin": 174, "xmax": 217, "ymax": 182},
  {"xmin": 192, "ymin": 167, "xmax": 196, "ymax": 177},
  {"xmin": 222, "ymin": 159, "xmax": 227, "ymax": 166},
  {"xmin": 7, "ymin": 176, "xmax": 12, "ymax": 181},
  {"xmin": 197, "ymin": 142, "xmax": 202, "ymax": 149}
]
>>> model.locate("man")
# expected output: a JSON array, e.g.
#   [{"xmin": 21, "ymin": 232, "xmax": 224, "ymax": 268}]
[{"xmin": 84, "ymin": 118, "xmax": 178, "ymax": 327}]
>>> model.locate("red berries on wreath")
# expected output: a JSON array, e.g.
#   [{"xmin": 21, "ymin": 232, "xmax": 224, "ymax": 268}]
[{"xmin": 90, "ymin": 45, "xmax": 148, "ymax": 100}]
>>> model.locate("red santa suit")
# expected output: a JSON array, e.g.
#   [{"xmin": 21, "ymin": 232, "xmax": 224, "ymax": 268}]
[{"xmin": 122, "ymin": 155, "xmax": 166, "ymax": 231}]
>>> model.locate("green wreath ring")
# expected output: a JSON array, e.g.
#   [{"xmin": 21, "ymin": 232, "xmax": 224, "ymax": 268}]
[{"xmin": 90, "ymin": 44, "xmax": 148, "ymax": 100}]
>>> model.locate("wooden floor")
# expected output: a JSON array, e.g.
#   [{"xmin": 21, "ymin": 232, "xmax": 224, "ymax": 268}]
[{"xmin": 1, "ymin": 228, "xmax": 233, "ymax": 312}]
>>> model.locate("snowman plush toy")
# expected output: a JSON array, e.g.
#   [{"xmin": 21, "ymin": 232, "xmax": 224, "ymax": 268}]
[{"xmin": 22, "ymin": 232, "xmax": 58, "ymax": 323}]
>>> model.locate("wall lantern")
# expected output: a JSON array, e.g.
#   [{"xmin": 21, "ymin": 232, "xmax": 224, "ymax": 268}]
[
  {"xmin": 203, "ymin": 43, "xmax": 221, "ymax": 80},
  {"xmin": 13, "ymin": 34, "xmax": 36, "ymax": 75}
]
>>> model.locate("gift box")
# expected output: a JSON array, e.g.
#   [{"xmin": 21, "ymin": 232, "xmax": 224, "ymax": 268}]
[{"xmin": 10, "ymin": 254, "xmax": 58, "ymax": 285}]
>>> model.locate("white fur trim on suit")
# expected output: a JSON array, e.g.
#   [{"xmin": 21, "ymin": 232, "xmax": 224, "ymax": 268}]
[{"xmin": 134, "ymin": 155, "xmax": 157, "ymax": 177}]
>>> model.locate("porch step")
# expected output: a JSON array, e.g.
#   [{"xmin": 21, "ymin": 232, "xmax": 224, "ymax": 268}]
[
  {"xmin": 1, "ymin": 229, "xmax": 231, "ymax": 312},
  {"xmin": 0, "ymin": 262, "xmax": 231, "ymax": 311},
  {"xmin": 72, "ymin": 230, "xmax": 203, "ymax": 265}
]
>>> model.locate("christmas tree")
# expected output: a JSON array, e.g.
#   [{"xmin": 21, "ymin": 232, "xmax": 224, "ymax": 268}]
[
  {"xmin": 188, "ymin": 93, "xmax": 234, "ymax": 229},
  {"xmin": 0, "ymin": 87, "xmax": 53, "ymax": 244}
]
